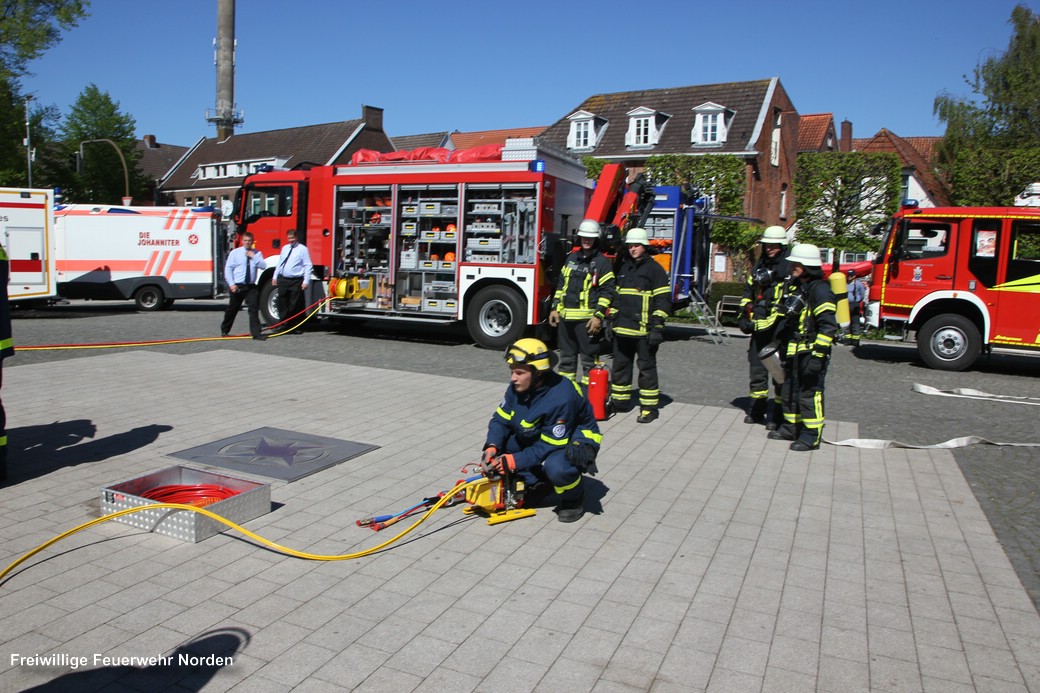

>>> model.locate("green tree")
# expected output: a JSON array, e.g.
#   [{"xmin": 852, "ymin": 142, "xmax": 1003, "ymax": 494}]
[
  {"xmin": 934, "ymin": 4, "xmax": 1040, "ymax": 204},
  {"xmin": 794, "ymin": 151, "xmax": 901, "ymax": 258},
  {"xmin": 0, "ymin": 1, "xmax": 88, "ymax": 186},
  {"xmin": 643, "ymin": 153, "xmax": 756, "ymax": 269},
  {"xmin": 59, "ymin": 83, "xmax": 143, "ymax": 203},
  {"xmin": 0, "ymin": 1, "xmax": 89, "ymax": 80}
]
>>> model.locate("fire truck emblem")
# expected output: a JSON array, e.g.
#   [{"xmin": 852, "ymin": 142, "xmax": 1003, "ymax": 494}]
[{"xmin": 188, "ymin": 234, "xmax": 199, "ymax": 245}]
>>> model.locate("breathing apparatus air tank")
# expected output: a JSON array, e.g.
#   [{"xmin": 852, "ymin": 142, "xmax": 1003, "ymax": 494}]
[
  {"xmin": 587, "ymin": 363, "xmax": 610, "ymax": 421},
  {"xmin": 828, "ymin": 271, "xmax": 851, "ymax": 329}
]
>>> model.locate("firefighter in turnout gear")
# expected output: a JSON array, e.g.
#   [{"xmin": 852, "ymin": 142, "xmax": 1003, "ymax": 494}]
[
  {"xmin": 739, "ymin": 226, "xmax": 791, "ymax": 430},
  {"xmin": 609, "ymin": 228, "xmax": 671, "ymax": 423},
  {"xmin": 767, "ymin": 243, "xmax": 839, "ymax": 452},
  {"xmin": 548, "ymin": 219, "xmax": 615, "ymax": 385},
  {"xmin": 483, "ymin": 338, "xmax": 603, "ymax": 522}
]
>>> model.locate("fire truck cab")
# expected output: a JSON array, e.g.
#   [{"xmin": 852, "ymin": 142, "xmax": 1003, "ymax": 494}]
[{"xmin": 868, "ymin": 197, "xmax": 1040, "ymax": 370}]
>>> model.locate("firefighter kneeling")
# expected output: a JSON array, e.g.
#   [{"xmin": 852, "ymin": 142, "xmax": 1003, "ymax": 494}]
[
  {"xmin": 483, "ymin": 338, "xmax": 602, "ymax": 523},
  {"xmin": 766, "ymin": 243, "xmax": 838, "ymax": 452}
]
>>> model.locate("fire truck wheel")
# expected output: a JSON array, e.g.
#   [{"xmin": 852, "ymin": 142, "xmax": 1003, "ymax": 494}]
[
  {"xmin": 134, "ymin": 285, "xmax": 166, "ymax": 312},
  {"xmin": 466, "ymin": 285, "xmax": 526, "ymax": 350},
  {"xmin": 259, "ymin": 283, "xmax": 279, "ymax": 325},
  {"xmin": 918, "ymin": 313, "xmax": 981, "ymax": 371}
]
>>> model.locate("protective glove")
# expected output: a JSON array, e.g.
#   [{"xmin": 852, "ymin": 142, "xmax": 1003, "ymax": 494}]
[
  {"xmin": 738, "ymin": 315, "xmax": 753, "ymax": 335},
  {"xmin": 586, "ymin": 316, "xmax": 602, "ymax": 335},
  {"xmin": 480, "ymin": 445, "xmax": 498, "ymax": 476},
  {"xmin": 548, "ymin": 310, "xmax": 561, "ymax": 327},
  {"xmin": 565, "ymin": 441, "xmax": 599, "ymax": 476},
  {"xmin": 647, "ymin": 327, "xmax": 665, "ymax": 347},
  {"xmin": 490, "ymin": 454, "xmax": 517, "ymax": 476},
  {"xmin": 803, "ymin": 355, "xmax": 824, "ymax": 378}
]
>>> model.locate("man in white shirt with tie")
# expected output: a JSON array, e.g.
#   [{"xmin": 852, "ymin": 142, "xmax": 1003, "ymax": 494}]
[
  {"xmin": 221, "ymin": 232, "xmax": 267, "ymax": 340},
  {"xmin": 272, "ymin": 230, "xmax": 313, "ymax": 334}
]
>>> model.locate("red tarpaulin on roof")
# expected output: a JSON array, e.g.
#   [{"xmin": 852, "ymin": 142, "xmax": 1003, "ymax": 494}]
[
  {"xmin": 448, "ymin": 144, "xmax": 504, "ymax": 162},
  {"xmin": 407, "ymin": 147, "xmax": 450, "ymax": 162},
  {"xmin": 350, "ymin": 149, "xmax": 382, "ymax": 165}
]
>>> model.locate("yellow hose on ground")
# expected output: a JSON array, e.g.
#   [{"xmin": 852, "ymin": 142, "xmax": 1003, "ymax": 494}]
[
  {"xmin": 0, "ymin": 478, "xmax": 478, "ymax": 585},
  {"xmin": 17, "ymin": 297, "xmax": 334, "ymax": 351}
]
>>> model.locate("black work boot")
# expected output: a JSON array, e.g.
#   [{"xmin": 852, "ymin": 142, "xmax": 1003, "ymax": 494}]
[
  {"xmin": 765, "ymin": 403, "xmax": 784, "ymax": 431},
  {"xmin": 767, "ymin": 424, "xmax": 797, "ymax": 441},
  {"xmin": 556, "ymin": 490, "xmax": 585, "ymax": 523},
  {"xmin": 636, "ymin": 408, "xmax": 659, "ymax": 424},
  {"xmin": 744, "ymin": 398, "xmax": 767, "ymax": 424}
]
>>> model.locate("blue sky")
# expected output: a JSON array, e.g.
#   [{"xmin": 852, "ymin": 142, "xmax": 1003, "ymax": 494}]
[{"xmin": 24, "ymin": 0, "xmax": 1038, "ymax": 147}]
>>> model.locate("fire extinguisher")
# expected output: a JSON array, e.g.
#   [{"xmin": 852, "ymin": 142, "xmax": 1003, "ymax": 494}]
[{"xmin": 588, "ymin": 363, "xmax": 610, "ymax": 421}]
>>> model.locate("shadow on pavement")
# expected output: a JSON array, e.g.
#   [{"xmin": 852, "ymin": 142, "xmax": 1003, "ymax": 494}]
[
  {"xmin": 23, "ymin": 627, "xmax": 251, "ymax": 692},
  {"xmin": 5, "ymin": 420, "xmax": 173, "ymax": 485}
]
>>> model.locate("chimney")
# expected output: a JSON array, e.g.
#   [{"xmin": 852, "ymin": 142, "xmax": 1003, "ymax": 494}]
[
  {"xmin": 840, "ymin": 119, "xmax": 853, "ymax": 152},
  {"xmin": 144, "ymin": 134, "xmax": 157, "ymax": 148},
  {"xmin": 207, "ymin": 0, "xmax": 243, "ymax": 140},
  {"xmin": 362, "ymin": 104, "xmax": 384, "ymax": 132}
]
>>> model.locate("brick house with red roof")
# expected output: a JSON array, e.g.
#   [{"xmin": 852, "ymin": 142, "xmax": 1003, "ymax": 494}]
[
  {"xmin": 853, "ymin": 129, "xmax": 949, "ymax": 207},
  {"xmin": 538, "ymin": 78, "xmax": 800, "ymax": 230}
]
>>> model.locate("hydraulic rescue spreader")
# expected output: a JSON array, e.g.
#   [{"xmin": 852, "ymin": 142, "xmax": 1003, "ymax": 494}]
[{"xmin": 356, "ymin": 460, "xmax": 536, "ymax": 531}]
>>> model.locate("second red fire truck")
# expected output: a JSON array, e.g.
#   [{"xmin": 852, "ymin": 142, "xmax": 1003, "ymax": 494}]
[{"xmin": 868, "ymin": 190, "xmax": 1040, "ymax": 370}]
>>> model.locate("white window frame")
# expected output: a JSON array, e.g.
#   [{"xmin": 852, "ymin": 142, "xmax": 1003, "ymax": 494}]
[
  {"xmin": 625, "ymin": 106, "xmax": 668, "ymax": 148},
  {"xmin": 691, "ymin": 102, "xmax": 729, "ymax": 146},
  {"xmin": 574, "ymin": 120, "xmax": 590, "ymax": 148},
  {"xmin": 566, "ymin": 110, "xmax": 603, "ymax": 151}
]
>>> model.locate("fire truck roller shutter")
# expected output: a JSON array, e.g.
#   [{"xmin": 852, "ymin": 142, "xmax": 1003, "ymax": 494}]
[{"xmin": 466, "ymin": 284, "xmax": 527, "ymax": 350}]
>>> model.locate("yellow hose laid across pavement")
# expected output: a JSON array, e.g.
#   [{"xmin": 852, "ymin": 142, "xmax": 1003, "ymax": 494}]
[
  {"xmin": 0, "ymin": 478, "xmax": 478, "ymax": 585},
  {"xmin": 16, "ymin": 297, "xmax": 334, "ymax": 351}
]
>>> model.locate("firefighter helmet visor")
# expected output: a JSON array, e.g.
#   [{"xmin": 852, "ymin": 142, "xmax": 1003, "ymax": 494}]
[{"xmin": 504, "ymin": 338, "xmax": 554, "ymax": 371}]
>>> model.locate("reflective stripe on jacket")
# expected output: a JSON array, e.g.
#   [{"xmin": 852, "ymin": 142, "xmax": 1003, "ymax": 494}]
[
  {"xmin": 612, "ymin": 254, "xmax": 671, "ymax": 337},
  {"xmin": 740, "ymin": 257, "xmax": 790, "ymax": 332},
  {"xmin": 485, "ymin": 371, "xmax": 602, "ymax": 471},
  {"xmin": 554, "ymin": 249, "xmax": 615, "ymax": 320},
  {"xmin": 781, "ymin": 278, "xmax": 838, "ymax": 358}
]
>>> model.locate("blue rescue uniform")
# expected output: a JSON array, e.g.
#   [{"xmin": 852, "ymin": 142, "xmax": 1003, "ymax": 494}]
[{"xmin": 484, "ymin": 371, "xmax": 602, "ymax": 502}]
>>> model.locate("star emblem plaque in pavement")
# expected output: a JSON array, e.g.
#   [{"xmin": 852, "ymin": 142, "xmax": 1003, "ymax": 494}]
[
  {"xmin": 220, "ymin": 435, "xmax": 330, "ymax": 468},
  {"xmin": 169, "ymin": 427, "xmax": 380, "ymax": 482}
]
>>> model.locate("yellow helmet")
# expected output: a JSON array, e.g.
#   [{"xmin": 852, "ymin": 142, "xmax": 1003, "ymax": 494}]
[{"xmin": 504, "ymin": 338, "xmax": 553, "ymax": 371}]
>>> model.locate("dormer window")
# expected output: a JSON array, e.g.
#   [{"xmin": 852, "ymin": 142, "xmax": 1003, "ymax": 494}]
[
  {"xmin": 692, "ymin": 102, "xmax": 731, "ymax": 146},
  {"xmin": 625, "ymin": 107, "xmax": 669, "ymax": 148},
  {"xmin": 566, "ymin": 110, "xmax": 606, "ymax": 151}
]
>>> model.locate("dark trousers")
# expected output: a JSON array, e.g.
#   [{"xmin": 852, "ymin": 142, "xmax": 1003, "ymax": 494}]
[
  {"xmin": 848, "ymin": 303, "xmax": 863, "ymax": 337},
  {"xmin": 556, "ymin": 319, "xmax": 605, "ymax": 385},
  {"xmin": 611, "ymin": 334, "xmax": 660, "ymax": 410},
  {"xmin": 748, "ymin": 330, "xmax": 782, "ymax": 416},
  {"xmin": 503, "ymin": 436, "xmax": 582, "ymax": 502},
  {"xmin": 276, "ymin": 277, "xmax": 305, "ymax": 331},
  {"xmin": 777, "ymin": 353, "xmax": 828, "ymax": 447},
  {"xmin": 221, "ymin": 285, "xmax": 262, "ymax": 337}
]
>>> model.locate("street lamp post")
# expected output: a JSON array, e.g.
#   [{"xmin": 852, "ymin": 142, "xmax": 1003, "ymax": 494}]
[
  {"xmin": 79, "ymin": 139, "xmax": 130, "ymax": 204},
  {"xmin": 24, "ymin": 96, "xmax": 32, "ymax": 187}
]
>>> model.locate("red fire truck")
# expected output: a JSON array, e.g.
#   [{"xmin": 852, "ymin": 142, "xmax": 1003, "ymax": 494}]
[
  {"xmin": 230, "ymin": 139, "xmax": 691, "ymax": 348},
  {"xmin": 867, "ymin": 196, "xmax": 1040, "ymax": 370}
]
